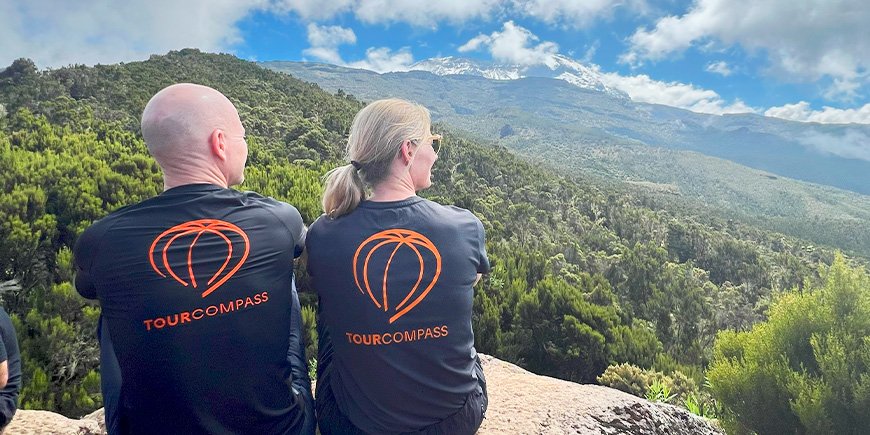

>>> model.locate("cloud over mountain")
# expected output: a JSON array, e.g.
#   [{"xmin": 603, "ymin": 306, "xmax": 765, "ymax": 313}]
[
  {"xmin": 622, "ymin": 0, "xmax": 870, "ymax": 100},
  {"xmin": 459, "ymin": 21, "xmax": 559, "ymax": 67}
]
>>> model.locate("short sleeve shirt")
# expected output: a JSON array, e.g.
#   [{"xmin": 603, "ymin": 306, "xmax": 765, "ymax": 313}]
[
  {"xmin": 306, "ymin": 196, "xmax": 489, "ymax": 433},
  {"xmin": 73, "ymin": 184, "xmax": 306, "ymax": 434},
  {"xmin": 0, "ymin": 307, "xmax": 21, "ymax": 419}
]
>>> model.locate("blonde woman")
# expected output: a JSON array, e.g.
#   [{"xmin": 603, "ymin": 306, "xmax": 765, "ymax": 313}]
[{"xmin": 306, "ymin": 99, "xmax": 489, "ymax": 434}]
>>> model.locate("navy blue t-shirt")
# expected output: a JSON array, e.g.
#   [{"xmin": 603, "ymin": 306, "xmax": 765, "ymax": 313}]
[
  {"xmin": 306, "ymin": 196, "xmax": 490, "ymax": 433},
  {"xmin": 74, "ymin": 184, "xmax": 306, "ymax": 434},
  {"xmin": 0, "ymin": 306, "xmax": 21, "ymax": 425}
]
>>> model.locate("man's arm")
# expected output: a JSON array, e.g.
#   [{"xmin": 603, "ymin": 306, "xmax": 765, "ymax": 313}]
[
  {"xmin": 73, "ymin": 227, "xmax": 100, "ymax": 300},
  {"xmin": 0, "ymin": 338, "xmax": 7, "ymax": 389},
  {"xmin": 75, "ymin": 267, "xmax": 98, "ymax": 300},
  {"xmin": 286, "ymin": 277, "xmax": 312, "ymax": 399},
  {"xmin": 0, "ymin": 361, "xmax": 8, "ymax": 389},
  {"xmin": 474, "ymin": 217, "xmax": 491, "ymax": 281},
  {"xmin": 294, "ymin": 224, "xmax": 307, "ymax": 259}
]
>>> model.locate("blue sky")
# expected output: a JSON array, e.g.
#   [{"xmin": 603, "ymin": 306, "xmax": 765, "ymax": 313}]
[{"xmin": 1, "ymin": 0, "xmax": 868, "ymax": 123}]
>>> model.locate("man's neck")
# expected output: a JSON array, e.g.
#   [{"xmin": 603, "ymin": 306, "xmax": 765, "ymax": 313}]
[{"xmin": 163, "ymin": 173, "xmax": 228, "ymax": 191}]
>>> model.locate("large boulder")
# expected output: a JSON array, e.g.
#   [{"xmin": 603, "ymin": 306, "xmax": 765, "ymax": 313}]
[
  {"xmin": 477, "ymin": 355, "xmax": 722, "ymax": 434},
  {"xmin": 3, "ymin": 409, "xmax": 102, "ymax": 434},
  {"xmin": 4, "ymin": 355, "xmax": 722, "ymax": 434}
]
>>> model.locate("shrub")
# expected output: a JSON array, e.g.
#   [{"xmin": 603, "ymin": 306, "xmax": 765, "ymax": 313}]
[
  {"xmin": 707, "ymin": 253, "xmax": 870, "ymax": 434},
  {"xmin": 598, "ymin": 362, "xmax": 696, "ymax": 402}
]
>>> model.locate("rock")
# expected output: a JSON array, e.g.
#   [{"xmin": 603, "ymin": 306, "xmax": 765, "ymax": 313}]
[
  {"xmin": 476, "ymin": 355, "xmax": 723, "ymax": 434},
  {"xmin": 3, "ymin": 355, "xmax": 722, "ymax": 434},
  {"xmin": 3, "ymin": 409, "xmax": 102, "ymax": 434}
]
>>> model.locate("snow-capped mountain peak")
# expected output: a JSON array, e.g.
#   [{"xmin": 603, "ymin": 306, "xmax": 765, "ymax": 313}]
[{"xmin": 410, "ymin": 55, "xmax": 627, "ymax": 99}]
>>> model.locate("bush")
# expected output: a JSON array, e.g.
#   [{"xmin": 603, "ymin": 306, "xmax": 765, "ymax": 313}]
[
  {"xmin": 597, "ymin": 362, "xmax": 696, "ymax": 402},
  {"xmin": 707, "ymin": 253, "xmax": 870, "ymax": 434}
]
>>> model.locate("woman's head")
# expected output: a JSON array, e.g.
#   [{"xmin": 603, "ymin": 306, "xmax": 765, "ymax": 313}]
[{"xmin": 321, "ymin": 98, "xmax": 438, "ymax": 218}]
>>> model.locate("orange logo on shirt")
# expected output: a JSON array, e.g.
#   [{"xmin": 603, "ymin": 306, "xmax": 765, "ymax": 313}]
[
  {"xmin": 352, "ymin": 229, "xmax": 441, "ymax": 324},
  {"xmin": 148, "ymin": 219, "xmax": 249, "ymax": 298}
]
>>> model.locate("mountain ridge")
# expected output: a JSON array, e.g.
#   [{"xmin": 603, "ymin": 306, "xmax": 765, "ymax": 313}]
[
  {"xmin": 263, "ymin": 60, "xmax": 870, "ymax": 256},
  {"xmin": 410, "ymin": 54, "xmax": 628, "ymax": 99}
]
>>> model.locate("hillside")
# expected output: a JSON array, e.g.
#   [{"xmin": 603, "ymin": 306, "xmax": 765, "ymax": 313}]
[
  {"xmin": 263, "ymin": 61, "xmax": 870, "ymax": 257},
  {"xmin": 0, "ymin": 49, "xmax": 853, "ymax": 426}
]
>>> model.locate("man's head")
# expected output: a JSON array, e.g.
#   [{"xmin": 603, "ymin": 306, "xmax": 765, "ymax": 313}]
[{"xmin": 141, "ymin": 83, "xmax": 248, "ymax": 189}]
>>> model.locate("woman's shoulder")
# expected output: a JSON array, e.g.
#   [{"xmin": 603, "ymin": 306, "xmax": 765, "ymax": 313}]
[
  {"xmin": 307, "ymin": 213, "xmax": 332, "ymax": 233},
  {"xmin": 421, "ymin": 198, "xmax": 479, "ymax": 220}
]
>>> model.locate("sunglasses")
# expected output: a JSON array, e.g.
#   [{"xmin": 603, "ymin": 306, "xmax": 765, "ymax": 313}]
[{"xmin": 411, "ymin": 134, "xmax": 443, "ymax": 154}]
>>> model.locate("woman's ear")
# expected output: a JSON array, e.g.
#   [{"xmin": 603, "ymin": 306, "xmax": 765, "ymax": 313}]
[{"xmin": 399, "ymin": 139, "xmax": 414, "ymax": 165}]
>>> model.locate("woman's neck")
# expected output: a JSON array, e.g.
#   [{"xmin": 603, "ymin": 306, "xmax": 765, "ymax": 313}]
[{"xmin": 369, "ymin": 178, "xmax": 416, "ymax": 202}]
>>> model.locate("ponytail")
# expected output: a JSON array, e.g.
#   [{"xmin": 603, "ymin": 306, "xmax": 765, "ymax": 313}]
[
  {"xmin": 322, "ymin": 164, "xmax": 365, "ymax": 218},
  {"xmin": 320, "ymin": 98, "xmax": 431, "ymax": 219}
]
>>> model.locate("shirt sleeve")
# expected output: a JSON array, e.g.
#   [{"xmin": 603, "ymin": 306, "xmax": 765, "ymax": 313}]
[
  {"xmin": 0, "ymin": 334, "xmax": 7, "ymax": 362},
  {"xmin": 73, "ymin": 226, "xmax": 100, "ymax": 300},
  {"xmin": 266, "ymin": 201, "xmax": 306, "ymax": 259},
  {"xmin": 475, "ymin": 218, "xmax": 491, "ymax": 274},
  {"xmin": 295, "ymin": 224, "xmax": 307, "ymax": 259}
]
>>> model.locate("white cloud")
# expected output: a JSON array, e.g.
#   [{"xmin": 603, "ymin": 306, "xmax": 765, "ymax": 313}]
[
  {"xmin": 705, "ymin": 60, "xmax": 732, "ymax": 76},
  {"xmin": 271, "ymin": 0, "xmax": 652, "ymax": 27},
  {"xmin": 458, "ymin": 35, "xmax": 490, "ymax": 53},
  {"xmin": 458, "ymin": 21, "xmax": 752, "ymax": 115},
  {"xmin": 301, "ymin": 24, "xmax": 413, "ymax": 72},
  {"xmin": 273, "ymin": 0, "xmax": 500, "ymax": 26},
  {"xmin": 513, "ymin": 0, "xmax": 648, "ymax": 27},
  {"xmin": 0, "ymin": 0, "xmax": 265, "ymax": 68},
  {"xmin": 798, "ymin": 129, "xmax": 870, "ymax": 161},
  {"xmin": 302, "ymin": 23, "xmax": 356, "ymax": 65},
  {"xmin": 458, "ymin": 21, "xmax": 559, "ymax": 66},
  {"xmin": 598, "ymin": 71, "xmax": 755, "ymax": 115},
  {"xmin": 765, "ymin": 102, "xmax": 870, "ymax": 124},
  {"xmin": 356, "ymin": 0, "xmax": 500, "ymax": 25},
  {"xmin": 580, "ymin": 43, "xmax": 599, "ymax": 63},
  {"xmin": 306, "ymin": 23, "xmax": 356, "ymax": 48},
  {"xmin": 622, "ymin": 0, "xmax": 870, "ymax": 100},
  {"xmin": 269, "ymin": 0, "xmax": 355, "ymax": 21},
  {"xmin": 347, "ymin": 47, "xmax": 415, "ymax": 73}
]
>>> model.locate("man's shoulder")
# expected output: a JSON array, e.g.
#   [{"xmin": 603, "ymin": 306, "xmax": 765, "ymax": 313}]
[
  {"xmin": 76, "ymin": 204, "xmax": 134, "ymax": 251},
  {"xmin": 239, "ymin": 191, "xmax": 297, "ymax": 212},
  {"xmin": 238, "ymin": 191, "xmax": 304, "ymax": 231}
]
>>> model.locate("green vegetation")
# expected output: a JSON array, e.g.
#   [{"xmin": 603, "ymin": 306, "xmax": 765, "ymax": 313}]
[
  {"xmin": 0, "ymin": 50, "xmax": 866, "ymax": 434},
  {"xmin": 708, "ymin": 254, "xmax": 870, "ymax": 434},
  {"xmin": 598, "ymin": 362, "xmax": 695, "ymax": 402}
]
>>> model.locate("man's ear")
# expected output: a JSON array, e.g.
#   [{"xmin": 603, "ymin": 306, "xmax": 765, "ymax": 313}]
[{"xmin": 210, "ymin": 128, "xmax": 228, "ymax": 161}]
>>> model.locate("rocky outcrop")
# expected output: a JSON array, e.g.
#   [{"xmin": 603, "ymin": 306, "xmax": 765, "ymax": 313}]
[
  {"xmin": 5, "ymin": 355, "xmax": 722, "ymax": 434},
  {"xmin": 476, "ymin": 355, "xmax": 722, "ymax": 434},
  {"xmin": 3, "ymin": 408, "xmax": 103, "ymax": 434}
]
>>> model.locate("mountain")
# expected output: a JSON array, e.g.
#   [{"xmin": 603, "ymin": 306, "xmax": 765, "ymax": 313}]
[
  {"xmin": 410, "ymin": 54, "xmax": 628, "ymax": 99},
  {"xmin": 262, "ymin": 60, "xmax": 870, "ymax": 256}
]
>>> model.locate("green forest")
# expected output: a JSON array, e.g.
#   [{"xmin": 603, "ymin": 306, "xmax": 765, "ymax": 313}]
[{"xmin": 1, "ymin": 50, "xmax": 868, "ymax": 434}]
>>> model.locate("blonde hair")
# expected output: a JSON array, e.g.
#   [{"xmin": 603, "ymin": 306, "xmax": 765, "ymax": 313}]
[{"xmin": 322, "ymin": 98, "xmax": 431, "ymax": 218}]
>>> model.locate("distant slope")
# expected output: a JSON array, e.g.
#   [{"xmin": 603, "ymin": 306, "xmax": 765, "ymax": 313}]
[
  {"xmin": 409, "ymin": 55, "xmax": 870, "ymax": 195},
  {"xmin": 263, "ymin": 61, "xmax": 870, "ymax": 256}
]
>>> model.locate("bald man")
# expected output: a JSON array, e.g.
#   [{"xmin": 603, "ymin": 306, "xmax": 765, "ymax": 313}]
[{"xmin": 74, "ymin": 84, "xmax": 313, "ymax": 434}]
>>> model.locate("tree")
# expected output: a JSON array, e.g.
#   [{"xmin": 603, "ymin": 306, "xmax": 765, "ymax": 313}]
[{"xmin": 708, "ymin": 253, "xmax": 870, "ymax": 434}]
